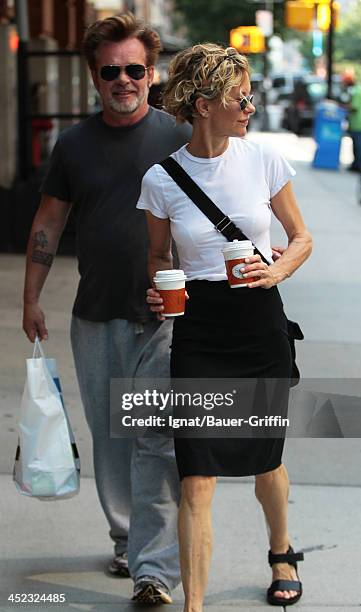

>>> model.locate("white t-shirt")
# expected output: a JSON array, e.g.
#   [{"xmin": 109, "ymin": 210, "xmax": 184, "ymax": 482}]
[{"xmin": 137, "ymin": 137, "xmax": 296, "ymax": 281}]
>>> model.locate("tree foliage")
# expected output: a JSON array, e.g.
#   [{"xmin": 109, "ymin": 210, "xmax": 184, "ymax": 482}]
[
  {"xmin": 335, "ymin": 0, "xmax": 361, "ymax": 63},
  {"xmin": 174, "ymin": 0, "xmax": 285, "ymax": 45}
]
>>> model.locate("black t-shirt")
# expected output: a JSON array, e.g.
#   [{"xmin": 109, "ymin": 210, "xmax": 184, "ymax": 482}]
[{"xmin": 41, "ymin": 108, "xmax": 191, "ymax": 322}]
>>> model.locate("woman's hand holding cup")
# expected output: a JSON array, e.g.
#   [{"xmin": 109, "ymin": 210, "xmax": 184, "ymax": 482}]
[
  {"xmin": 147, "ymin": 269, "xmax": 188, "ymax": 320},
  {"xmin": 222, "ymin": 241, "xmax": 275, "ymax": 289},
  {"xmin": 241, "ymin": 254, "xmax": 277, "ymax": 289}
]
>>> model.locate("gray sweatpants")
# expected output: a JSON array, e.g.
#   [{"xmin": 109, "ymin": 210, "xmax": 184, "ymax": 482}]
[{"xmin": 70, "ymin": 316, "xmax": 180, "ymax": 590}]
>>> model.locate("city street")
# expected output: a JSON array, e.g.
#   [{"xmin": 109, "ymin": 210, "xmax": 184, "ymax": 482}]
[{"xmin": 1, "ymin": 131, "xmax": 361, "ymax": 611}]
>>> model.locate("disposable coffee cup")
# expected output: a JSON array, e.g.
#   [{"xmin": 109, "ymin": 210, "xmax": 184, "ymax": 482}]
[
  {"xmin": 222, "ymin": 240, "xmax": 256, "ymax": 288},
  {"xmin": 153, "ymin": 270, "xmax": 187, "ymax": 317}
]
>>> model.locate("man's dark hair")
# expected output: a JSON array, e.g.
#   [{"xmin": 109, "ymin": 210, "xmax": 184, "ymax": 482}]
[{"xmin": 83, "ymin": 12, "xmax": 161, "ymax": 70}]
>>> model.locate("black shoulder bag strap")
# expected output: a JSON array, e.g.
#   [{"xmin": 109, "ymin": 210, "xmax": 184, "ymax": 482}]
[
  {"xmin": 159, "ymin": 156, "xmax": 303, "ymax": 386},
  {"xmin": 159, "ymin": 156, "xmax": 269, "ymax": 265}
]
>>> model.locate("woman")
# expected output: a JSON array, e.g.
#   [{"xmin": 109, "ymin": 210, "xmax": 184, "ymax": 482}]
[{"xmin": 137, "ymin": 44, "xmax": 312, "ymax": 610}]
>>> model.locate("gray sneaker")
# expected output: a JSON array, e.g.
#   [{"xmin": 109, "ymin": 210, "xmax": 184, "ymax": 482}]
[
  {"xmin": 132, "ymin": 575, "xmax": 172, "ymax": 604},
  {"xmin": 107, "ymin": 551, "xmax": 130, "ymax": 577}
]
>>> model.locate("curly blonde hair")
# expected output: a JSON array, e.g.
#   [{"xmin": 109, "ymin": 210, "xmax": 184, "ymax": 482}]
[{"xmin": 162, "ymin": 43, "xmax": 250, "ymax": 124}]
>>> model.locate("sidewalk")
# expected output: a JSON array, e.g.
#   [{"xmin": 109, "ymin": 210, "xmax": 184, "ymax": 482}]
[
  {"xmin": 1, "ymin": 132, "xmax": 361, "ymax": 611},
  {"xmin": 1, "ymin": 474, "xmax": 361, "ymax": 611}
]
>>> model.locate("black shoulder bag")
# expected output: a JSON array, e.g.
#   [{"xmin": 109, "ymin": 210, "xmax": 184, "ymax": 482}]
[{"xmin": 160, "ymin": 156, "xmax": 304, "ymax": 387}]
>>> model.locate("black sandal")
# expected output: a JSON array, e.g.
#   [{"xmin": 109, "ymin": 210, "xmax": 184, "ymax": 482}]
[{"xmin": 267, "ymin": 545, "xmax": 304, "ymax": 606}]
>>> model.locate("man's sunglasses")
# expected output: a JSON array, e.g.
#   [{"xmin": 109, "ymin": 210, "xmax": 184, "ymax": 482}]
[
  {"xmin": 100, "ymin": 64, "xmax": 148, "ymax": 82},
  {"xmin": 235, "ymin": 94, "xmax": 254, "ymax": 111}
]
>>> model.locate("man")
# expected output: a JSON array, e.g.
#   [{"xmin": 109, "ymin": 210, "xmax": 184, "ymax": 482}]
[
  {"xmin": 23, "ymin": 13, "xmax": 191, "ymax": 605},
  {"xmin": 348, "ymin": 77, "xmax": 361, "ymax": 171}
]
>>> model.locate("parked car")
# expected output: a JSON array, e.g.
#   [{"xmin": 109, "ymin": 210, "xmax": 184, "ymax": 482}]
[
  {"xmin": 268, "ymin": 72, "xmax": 306, "ymax": 104},
  {"xmin": 282, "ymin": 75, "xmax": 342, "ymax": 135}
]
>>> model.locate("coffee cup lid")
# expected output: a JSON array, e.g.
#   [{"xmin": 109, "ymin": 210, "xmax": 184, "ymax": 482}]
[
  {"xmin": 222, "ymin": 240, "xmax": 253, "ymax": 253},
  {"xmin": 154, "ymin": 269, "xmax": 187, "ymax": 282}
]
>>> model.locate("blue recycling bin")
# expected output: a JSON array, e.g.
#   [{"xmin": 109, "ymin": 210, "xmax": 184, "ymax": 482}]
[{"xmin": 312, "ymin": 101, "xmax": 346, "ymax": 170}]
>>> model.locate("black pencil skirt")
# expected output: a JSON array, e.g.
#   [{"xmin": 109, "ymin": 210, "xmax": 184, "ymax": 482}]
[{"xmin": 170, "ymin": 280, "xmax": 292, "ymax": 480}]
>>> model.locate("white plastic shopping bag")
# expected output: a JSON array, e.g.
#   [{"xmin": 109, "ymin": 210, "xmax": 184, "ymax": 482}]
[{"xmin": 13, "ymin": 337, "xmax": 80, "ymax": 500}]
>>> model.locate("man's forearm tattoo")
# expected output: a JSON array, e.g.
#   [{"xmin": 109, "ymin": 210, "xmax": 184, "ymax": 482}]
[
  {"xmin": 32, "ymin": 230, "xmax": 48, "ymax": 249},
  {"xmin": 31, "ymin": 230, "xmax": 53, "ymax": 267},
  {"xmin": 32, "ymin": 250, "xmax": 54, "ymax": 267}
]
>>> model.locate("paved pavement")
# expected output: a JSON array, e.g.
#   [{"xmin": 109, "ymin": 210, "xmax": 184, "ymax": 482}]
[{"xmin": 1, "ymin": 131, "xmax": 361, "ymax": 611}]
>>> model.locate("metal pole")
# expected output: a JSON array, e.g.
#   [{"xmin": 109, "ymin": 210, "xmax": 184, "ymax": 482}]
[
  {"xmin": 15, "ymin": 0, "xmax": 29, "ymax": 40},
  {"xmin": 15, "ymin": 0, "xmax": 31, "ymax": 180},
  {"xmin": 326, "ymin": 0, "xmax": 334, "ymax": 99},
  {"xmin": 260, "ymin": 0, "xmax": 273, "ymax": 131},
  {"xmin": 261, "ymin": 44, "xmax": 269, "ymax": 130}
]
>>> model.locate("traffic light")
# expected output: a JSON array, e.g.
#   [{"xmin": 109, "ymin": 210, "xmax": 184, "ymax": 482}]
[
  {"xmin": 317, "ymin": 2, "xmax": 340, "ymax": 31},
  {"xmin": 230, "ymin": 26, "xmax": 265, "ymax": 54},
  {"xmin": 8, "ymin": 30, "xmax": 19, "ymax": 53},
  {"xmin": 285, "ymin": 1, "xmax": 314, "ymax": 31},
  {"xmin": 285, "ymin": 1, "xmax": 340, "ymax": 32}
]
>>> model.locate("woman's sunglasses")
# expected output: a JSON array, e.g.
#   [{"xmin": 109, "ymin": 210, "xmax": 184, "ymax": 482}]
[
  {"xmin": 235, "ymin": 94, "xmax": 254, "ymax": 111},
  {"xmin": 100, "ymin": 64, "xmax": 148, "ymax": 82}
]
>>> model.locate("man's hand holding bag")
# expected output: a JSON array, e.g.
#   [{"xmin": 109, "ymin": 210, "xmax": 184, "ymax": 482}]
[{"xmin": 13, "ymin": 337, "xmax": 80, "ymax": 500}]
